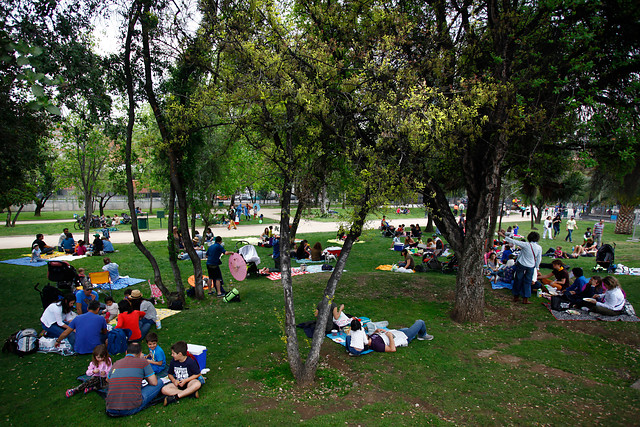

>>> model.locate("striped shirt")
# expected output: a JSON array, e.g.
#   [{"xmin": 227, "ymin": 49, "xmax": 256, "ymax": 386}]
[{"xmin": 106, "ymin": 355, "xmax": 154, "ymax": 411}]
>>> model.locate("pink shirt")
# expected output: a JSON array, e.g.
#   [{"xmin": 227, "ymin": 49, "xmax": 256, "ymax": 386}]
[{"xmin": 86, "ymin": 359, "xmax": 112, "ymax": 377}]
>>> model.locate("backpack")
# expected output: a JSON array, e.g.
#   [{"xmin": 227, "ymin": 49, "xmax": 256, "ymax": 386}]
[
  {"xmin": 107, "ymin": 328, "xmax": 131, "ymax": 355},
  {"xmin": 321, "ymin": 264, "xmax": 333, "ymax": 271},
  {"xmin": 2, "ymin": 329, "xmax": 39, "ymax": 356},
  {"xmin": 223, "ymin": 288, "xmax": 240, "ymax": 303}
]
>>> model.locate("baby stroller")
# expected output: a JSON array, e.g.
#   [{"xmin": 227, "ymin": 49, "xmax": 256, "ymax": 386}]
[
  {"xmin": 236, "ymin": 241, "xmax": 261, "ymax": 278},
  {"xmin": 422, "ymin": 251, "xmax": 443, "ymax": 271},
  {"xmin": 34, "ymin": 282, "xmax": 64, "ymax": 310},
  {"xmin": 121, "ymin": 213, "xmax": 132, "ymax": 225},
  {"xmin": 595, "ymin": 243, "xmax": 616, "ymax": 272},
  {"xmin": 47, "ymin": 260, "xmax": 80, "ymax": 290},
  {"xmin": 441, "ymin": 253, "xmax": 458, "ymax": 274}
]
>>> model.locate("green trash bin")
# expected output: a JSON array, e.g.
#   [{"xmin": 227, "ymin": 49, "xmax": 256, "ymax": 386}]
[
  {"xmin": 218, "ymin": 201, "xmax": 224, "ymax": 207},
  {"xmin": 137, "ymin": 217, "xmax": 148, "ymax": 230}
]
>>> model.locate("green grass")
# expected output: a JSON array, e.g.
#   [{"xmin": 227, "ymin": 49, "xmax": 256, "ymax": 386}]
[{"xmin": 0, "ymin": 222, "xmax": 638, "ymax": 425}]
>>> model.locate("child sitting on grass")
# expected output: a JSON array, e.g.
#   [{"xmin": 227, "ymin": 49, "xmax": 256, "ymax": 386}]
[
  {"xmin": 31, "ymin": 243, "xmax": 42, "ymax": 263},
  {"xmin": 145, "ymin": 333, "xmax": 166, "ymax": 375},
  {"xmin": 66, "ymin": 344, "xmax": 111, "ymax": 397},
  {"xmin": 104, "ymin": 296, "xmax": 119, "ymax": 322},
  {"xmin": 162, "ymin": 341, "xmax": 203, "ymax": 406}
]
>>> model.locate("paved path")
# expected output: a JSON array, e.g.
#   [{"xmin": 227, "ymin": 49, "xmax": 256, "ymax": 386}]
[{"xmin": 0, "ymin": 208, "xmax": 523, "ymax": 250}]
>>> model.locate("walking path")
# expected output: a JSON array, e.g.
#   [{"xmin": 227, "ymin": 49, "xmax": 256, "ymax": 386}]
[{"xmin": 0, "ymin": 209, "xmax": 523, "ymax": 250}]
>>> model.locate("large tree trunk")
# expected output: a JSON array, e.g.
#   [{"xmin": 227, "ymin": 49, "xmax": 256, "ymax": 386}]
[
  {"xmin": 122, "ymin": 1, "xmax": 174, "ymax": 302},
  {"xmin": 290, "ymin": 200, "xmax": 305, "ymax": 237},
  {"xmin": 319, "ymin": 182, "xmax": 329, "ymax": 215},
  {"xmin": 148, "ymin": 191, "xmax": 153, "ymax": 214},
  {"xmin": 5, "ymin": 208, "xmax": 11, "ymax": 227},
  {"xmin": 614, "ymin": 204, "xmax": 636, "ymax": 234}
]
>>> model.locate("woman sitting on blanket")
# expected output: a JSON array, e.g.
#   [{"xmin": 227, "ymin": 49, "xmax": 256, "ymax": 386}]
[
  {"xmin": 404, "ymin": 234, "xmax": 418, "ymax": 248},
  {"xmin": 310, "ymin": 242, "xmax": 323, "ymax": 261},
  {"xmin": 40, "ymin": 294, "xmax": 76, "ymax": 347},
  {"xmin": 398, "ymin": 249, "xmax": 415, "ymax": 270},
  {"xmin": 295, "ymin": 240, "xmax": 311, "ymax": 260},
  {"xmin": 425, "ymin": 238, "xmax": 436, "ymax": 251},
  {"xmin": 570, "ymin": 239, "xmax": 597, "ymax": 258},
  {"xmin": 584, "ymin": 276, "xmax": 627, "ymax": 316},
  {"xmin": 260, "ymin": 227, "xmax": 270, "ymax": 242},
  {"xmin": 486, "ymin": 252, "xmax": 501, "ymax": 283}
]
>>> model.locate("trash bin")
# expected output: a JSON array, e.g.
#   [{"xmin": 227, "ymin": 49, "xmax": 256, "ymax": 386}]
[
  {"xmin": 137, "ymin": 217, "xmax": 148, "ymax": 229},
  {"xmin": 218, "ymin": 201, "xmax": 224, "ymax": 207},
  {"xmin": 156, "ymin": 210, "xmax": 164, "ymax": 219}
]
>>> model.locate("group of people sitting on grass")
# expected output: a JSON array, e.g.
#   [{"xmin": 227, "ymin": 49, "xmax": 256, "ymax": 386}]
[
  {"xmin": 30, "ymin": 229, "xmax": 117, "ymax": 262},
  {"xmin": 65, "ymin": 338, "xmax": 202, "ymax": 416},
  {"xmin": 486, "ymin": 229, "xmax": 627, "ymax": 315}
]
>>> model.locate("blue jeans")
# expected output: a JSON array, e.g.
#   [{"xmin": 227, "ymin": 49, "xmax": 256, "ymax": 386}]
[
  {"xmin": 345, "ymin": 335, "xmax": 365, "ymax": 355},
  {"xmin": 512, "ymin": 263, "xmax": 534, "ymax": 298},
  {"xmin": 106, "ymin": 382, "xmax": 164, "ymax": 417},
  {"xmin": 565, "ymin": 229, "xmax": 573, "ymax": 242},
  {"xmin": 139, "ymin": 318, "xmax": 155, "ymax": 340},
  {"xmin": 42, "ymin": 322, "xmax": 75, "ymax": 347},
  {"xmin": 398, "ymin": 320, "xmax": 427, "ymax": 343}
]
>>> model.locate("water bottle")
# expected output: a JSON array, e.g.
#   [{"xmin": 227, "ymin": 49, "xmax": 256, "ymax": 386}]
[{"xmin": 156, "ymin": 315, "xmax": 162, "ymax": 330}]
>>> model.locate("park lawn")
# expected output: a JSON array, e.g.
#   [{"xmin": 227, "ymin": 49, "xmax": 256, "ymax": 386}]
[{"xmin": 0, "ymin": 224, "xmax": 638, "ymax": 425}]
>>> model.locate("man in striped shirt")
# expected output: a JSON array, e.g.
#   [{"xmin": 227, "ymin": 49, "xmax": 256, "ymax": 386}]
[
  {"xmin": 593, "ymin": 219, "xmax": 605, "ymax": 247},
  {"xmin": 106, "ymin": 342, "xmax": 163, "ymax": 417}
]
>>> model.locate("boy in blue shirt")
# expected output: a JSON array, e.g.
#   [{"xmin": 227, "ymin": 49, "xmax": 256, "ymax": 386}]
[{"xmin": 145, "ymin": 333, "xmax": 166, "ymax": 375}]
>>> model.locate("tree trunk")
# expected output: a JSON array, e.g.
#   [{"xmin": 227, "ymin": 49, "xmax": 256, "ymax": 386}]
[
  {"xmin": 99, "ymin": 196, "xmax": 105, "ymax": 216},
  {"xmin": 84, "ymin": 188, "xmax": 92, "ymax": 244},
  {"xmin": 10, "ymin": 204, "xmax": 24, "ymax": 227},
  {"xmin": 141, "ymin": 6, "xmax": 199, "ymax": 300},
  {"xmin": 149, "ymin": 191, "xmax": 153, "ymax": 214},
  {"xmin": 34, "ymin": 193, "xmax": 51, "ymax": 216},
  {"xmin": 5, "ymin": 208, "xmax": 11, "ymax": 227},
  {"xmin": 279, "ymin": 178, "xmax": 304, "ymax": 381},
  {"xmin": 301, "ymin": 189, "xmax": 372, "ymax": 386},
  {"xmin": 486, "ymin": 173, "xmax": 502, "ymax": 251},
  {"xmin": 167, "ymin": 186, "xmax": 184, "ymax": 296},
  {"xmin": 529, "ymin": 202, "xmax": 535, "ymax": 229},
  {"xmin": 290, "ymin": 200, "xmax": 305, "ymax": 238},
  {"xmin": 320, "ymin": 183, "xmax": 328, "ymax": 215},
  {"xmin": 122, "ymin": 1, "xmax": 174, "ymax": 302},
  {"xmin": 614, "ymin": 204, "xmax": 635, "ymax": 234},
  {"xmin": 190, "ymin": 205, "xmax": 196, "ymax": 237}
]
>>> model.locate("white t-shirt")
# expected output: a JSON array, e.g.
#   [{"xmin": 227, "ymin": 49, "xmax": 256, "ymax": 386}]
[
  {"xmin": 379, "ymin": 330, "xmax": 409, "ymax": 348},
  {"xmin": 349, "ymin": 329, "xmax": 368, "ymax": 350},
  {"xmin": 333, "ymin": 311, "xmax": 351, "ymax": 327},
  {"xmin": 597, "ymin": 287, "xmax": 625, "ymax": 311},
  {"xmin": 40, "ymin": 302, "xmax": 66, "ymax": 328},
  {"xmin": 544, "ymin": 219, "xmax": 552, "ymax": 229}
]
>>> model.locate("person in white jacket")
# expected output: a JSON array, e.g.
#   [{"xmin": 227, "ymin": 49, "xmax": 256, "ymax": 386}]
[{"xmin": 590, "ymin": 276, "xmax": 626, "ymax": 316}]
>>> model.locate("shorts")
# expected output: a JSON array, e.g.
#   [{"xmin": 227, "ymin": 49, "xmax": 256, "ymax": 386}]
[{"xmin": 207, "ymin": 264, "xmax": 222, "ymax": 282}]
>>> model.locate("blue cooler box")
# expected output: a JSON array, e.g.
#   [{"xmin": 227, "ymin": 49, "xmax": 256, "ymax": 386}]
[
  {"xmin": 393, "ymin": 243, "xmax": 404, "ymax": 251},
  {"xmin": 187, "ymin": 344, "xmax": 207, "ymax": 372}
]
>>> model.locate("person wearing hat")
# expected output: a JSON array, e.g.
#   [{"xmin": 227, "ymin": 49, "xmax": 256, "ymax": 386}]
[
  {"xmin": 129, "ymin": 290, "xmax": 157, "ymax": 340},
  {"xmin": 93, "ymin": 233, "xmax": 104, "ymax": 255},
  {"xmin": 103, "ymin": 257, "xmax": 121, "ymax": 283},
  {"xmin": 75, "ymin": 282, "xmax": 99, "ymax": 314}
]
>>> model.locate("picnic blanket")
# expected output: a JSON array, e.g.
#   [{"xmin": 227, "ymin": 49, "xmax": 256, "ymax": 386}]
[
  {"xmin": 49, "ymin": 254, "xmax": 88, "ymax": 262},
  {"xmin": 614, "ymin": 264, "xmax": 640, "ymax": 276},
  {"xmin": 109, "ymin": 308, "xmax": 181, "ymax": 326},
  {"xmin": 326, "ymin": 239, "xmax": 366, "ymax": 246},
  {"xmin": 94, "ymin": 277, "xmax": 145, "ymax": 290},
  {"xmin": 492, "ymin": 280, "xmax": 513, "ymax": 290},
  {"xmin": 76, "ymin": 371, "xmax": 170, "ymax": 400},
  {"xmin": 326, "ymin": 330, "xmax": 374, "ymax": 356},
  {"xmin": 375, "ymin": 264, "xmax": 393, "ymax": 271},
  {"xmin": 267, "ymin": 267, "xmax": 310, "ymax": 281},
  {"xmin": 232, "ymin": 237, "xmax": 261, "ymax": 246},
  {"xmin": 374, "ymin": 264, "xmax": 414, "ymax": 273},
  {"xmin": 542, "ymin": 301, "xmax": 640, "ymax": 322},
  {"xmin": 293, "ymin": 258, "xmax": 325, "ymax": 264},
  {"xmin": 1, "ymin": 257, "xmax": 48, "ymax": 267}
]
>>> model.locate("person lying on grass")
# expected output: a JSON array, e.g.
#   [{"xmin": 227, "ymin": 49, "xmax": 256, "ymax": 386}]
[
  {"xmin": 367, "ymin": 320, "xmax": 434, "ymax": 353},
  {"xmin": 162, "ymin": 341, "xmax": 203, "ymax": 406}
]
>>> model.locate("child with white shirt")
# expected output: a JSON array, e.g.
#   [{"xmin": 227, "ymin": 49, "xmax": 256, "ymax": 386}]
[{"xmin": 345, "ymin": 318, "xmax": 369, "ymax": 356}]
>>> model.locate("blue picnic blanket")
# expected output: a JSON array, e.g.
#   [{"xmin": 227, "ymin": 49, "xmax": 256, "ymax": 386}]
[
  {"xmin": 326, "ymin": 330, "xmax": 374, "ymax": 355},
  {"xmin": 94, "ymin": 277, "xmax": 146, "ymax": 290},
  {"xmin": 293, "ymin": 258, "xmax": 325, "ymax": 264},
  {"xmin": 0, "ymin": 257, "xmax": 47, "ymax": 267},
  {"xmin": 492, "ymin": 280, "xmax": 513, "ymax": 290}
]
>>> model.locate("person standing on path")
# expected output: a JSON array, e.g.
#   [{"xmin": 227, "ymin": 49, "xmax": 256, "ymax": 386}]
[
  {"xmin": 499, "ymin": 230, "xmax": 542, "ymax": 305},
  {"xmin": 593, "ymin": 219, "xmax": 605, "ymax": 247}
]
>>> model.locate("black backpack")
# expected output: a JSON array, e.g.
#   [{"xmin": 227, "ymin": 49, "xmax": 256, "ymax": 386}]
[{"xmin": 2, "ymin": 329, "xmax": 39, "ymax": 356}]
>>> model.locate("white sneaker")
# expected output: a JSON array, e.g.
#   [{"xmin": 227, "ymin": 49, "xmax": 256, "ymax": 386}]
[{"xmin": 417, "ymin": 333, "xmax": 434, "ymax": 341}]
